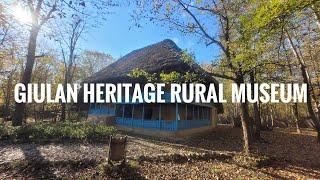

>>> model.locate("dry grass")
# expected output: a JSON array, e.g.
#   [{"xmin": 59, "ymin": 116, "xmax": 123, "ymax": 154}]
[{"xmin": 0, "ymin": 126, "xmax": 319, "ymax": 179}]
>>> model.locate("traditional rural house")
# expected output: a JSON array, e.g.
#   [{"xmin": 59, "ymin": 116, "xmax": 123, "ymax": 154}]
[{"xmin": 85, "ymin": 39, "xmax": 223, "ymax": 137}]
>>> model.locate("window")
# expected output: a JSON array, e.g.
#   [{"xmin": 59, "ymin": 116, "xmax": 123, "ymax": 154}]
[
  {"xmin": 124, "ymin": 105, "xmax": 133, "ymax": 118},
  {"xmin": 102, "ymin": 103, "xmax": 108, "ymax": 109},
  {"xmin": 194, "ymin": 106, "xmax": 199, "ymax": 120},
  {"xmin": 187, "ymin": 105, "xmax": 193, "ymax": 120},
  {"xmin": 199, "ymin": 107, "xmax": 204, "ymax": 120},
  {"xmin": 115, "ymin": 105, "xmax": 123, "ymax": 117},
  {"xmin": 133, "ymin": 104, "xmax": 143, "ymax": 119},
  {"xmin": 144, "ymin": 107, "xmax": 153, "ymax": 119}
]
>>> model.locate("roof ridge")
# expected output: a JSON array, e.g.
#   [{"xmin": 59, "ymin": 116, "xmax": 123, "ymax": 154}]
[{"xmin": 116, "ymin": 39, "xmax": 180, "ymax": 63}]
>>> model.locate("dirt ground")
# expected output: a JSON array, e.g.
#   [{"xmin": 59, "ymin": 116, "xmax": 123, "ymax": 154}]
[{"xmin": 0, "ymin": 126, "xmax": 319, "ymax": 179}]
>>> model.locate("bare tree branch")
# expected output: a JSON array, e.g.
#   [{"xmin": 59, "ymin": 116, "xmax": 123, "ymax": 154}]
[
  {"xmin": 40, "ymin": 0, "xmax": 57, "ymax": 26},
  {"xmin": 176, "ymin": 0, "xmax": 227, "ymax": 54}
]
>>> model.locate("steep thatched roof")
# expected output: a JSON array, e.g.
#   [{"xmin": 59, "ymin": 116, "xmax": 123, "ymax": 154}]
[
  {"xmin": 84, "ymin": 39, "xmax": 223, "ymax": 113},
  {"xmin": 85, "ymin": 39, "xmax": 217, "ymax": 84}
]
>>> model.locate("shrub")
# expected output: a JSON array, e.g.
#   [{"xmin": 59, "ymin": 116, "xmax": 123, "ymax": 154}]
[{"xmin": 0, "ymin": 121, "xmax": 116, "ymax": 142}]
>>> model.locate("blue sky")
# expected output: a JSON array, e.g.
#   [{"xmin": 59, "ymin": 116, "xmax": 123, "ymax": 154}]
[{"xmin": 81, "ymin": 4, "xmax": 220, "ymax": 64}]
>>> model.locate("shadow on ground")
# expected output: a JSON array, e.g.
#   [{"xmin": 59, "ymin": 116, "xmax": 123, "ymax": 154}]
[
  {"xmin": 0, "ymin": 126, "xmax": 319, "ymax": 179},
  {"xmin": 122, "ymin": 126, "xmax": 320, "ymax": 179},
  {"xmin": 0, "ymin": 144, "xmax": 99, "ymax": 179}
]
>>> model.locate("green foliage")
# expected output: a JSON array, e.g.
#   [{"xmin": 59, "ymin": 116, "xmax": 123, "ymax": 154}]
[
  {"xmin": 160, "ymin": 71, "xmax": 182, "ymax": 83},
  {"xmin": 246, "ymin": 0, "xmax": 315, "ymax": 31},
  {"xmin": 181, "ymin": 50, "xmax": 196, "ymax": 66},
  {"xmin": 129, "ymin": 68, "xmax": 204, "ymax": 83},
  {"xmin": 183, "ymin": 71, "xmax": 203, "ymax": 83},
  {"xmin": 127, "ymin": 68, "xmax": 156, "ymax": 82},
  {"xmin": 236, "ymin": 0, "xmax": 315, "ymax": 75},
  {"xmin": 128, "ymin": 50, "xmax": 205, "ymax": 83},
  {"xmin": 0, "ymin": 122, "xmax": 116, "ymax": 142},
  {"xmin": 160, "ymin": 71, "xmax": 203, "ymax": 83}
]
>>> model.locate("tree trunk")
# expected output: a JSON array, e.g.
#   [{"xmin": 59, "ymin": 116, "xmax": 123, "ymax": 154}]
[
  {"xmin": 61, "ymin": 37, "xmax": 75, "ymax": 121},
  {"xmin": 270, "ymin": 105, "xmax": 275, "ymax": 129},
  {"xmin": 61, "ymin": 101, "xmax": 66, "ymax": 121},
  {"xmin": 312, "ymin": 5, "xmax": 320, "ymax": 30},
  {"xmin": 250, "ymin": 71, "xmax": 261, "ymax": 140},
  {"xmin": 33, "ymin": 103, "xmax": 37, "ymax": 122},
  {"xmin": 236, "ymin": 73, "xmax": 252, "ymax": 155},
  {"xmin": 260, "ymin": 105, "xmax": 268, "ymax": 130},
  {"xmin": 61, "ymin": 59, "xmax": 73, "ymax": 121},
  {"xmin": 286, "ymin": 30, "xmax": 320, "ymax": 142},
  {"xmin": 4, "ymin": 73, "xmax": 13, "ymax": 120},
  {"xmin": 286, "ymin": 53, "xmax": 301, "ymax": 134},
  {"xmin": 292, "ymin": 103, "xmax": 301, "ymax": 134},
  {"xmin": 13, "ymin": 25, "xmax": 40, "ymax": 126},
  {"xmin": 41, "ymin": 103, "xmax": 45, "ymax": 121},
  {"xmin": 60, "ymin": 71, "xmax": 69, "ymax": 121},
  {"xmin": 239, "ymin": 99, "xmax": 251, "ymax": 155}
]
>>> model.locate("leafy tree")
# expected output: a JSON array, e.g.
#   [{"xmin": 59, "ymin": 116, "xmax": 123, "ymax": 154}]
[
  {"xmin": 77, "ymin": 50, "xmax": 114, "ymax": 80},
  {"xmin": 12, "ymin": 0, "xmax": 58, "ymax": 126},
  {"xmin": 133, "ymin": 0, "xmax": 260, "ymax": 154},
  {"xmin": 9, "ymin": 0, "xmax": 117, "ymax": 125},
  {"xmin": 248, "ymin": 0, "xmax": 320, "ymax": 142}
]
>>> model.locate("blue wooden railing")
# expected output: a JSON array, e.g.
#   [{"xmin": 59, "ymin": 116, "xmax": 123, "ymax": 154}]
[{"xmin": 115, "ymin": 118, "xmax": 211, "ymax": 131}]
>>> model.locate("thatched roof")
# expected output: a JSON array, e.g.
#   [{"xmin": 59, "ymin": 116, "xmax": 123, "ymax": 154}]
[
  {"xmin": 84, "ymin": 39, "xmax": 223, "ymax": 113},
  {"xmin": 85, "ymin": 39, "xmax": 216, "ymax": 84}
]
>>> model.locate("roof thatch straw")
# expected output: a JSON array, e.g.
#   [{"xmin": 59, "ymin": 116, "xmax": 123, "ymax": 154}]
[
  {"xmin": 83, "ymin": 39, "xmax": 223, "ymax": 113},
  {"xmin": 86, "ymin": 39, "xmax": 215, "ymax": 83}
]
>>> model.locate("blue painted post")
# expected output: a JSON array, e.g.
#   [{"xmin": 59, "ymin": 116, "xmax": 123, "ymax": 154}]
[
  {"xmin": 175, "ymin": 103, "xmax": 178, "ymax": 131},
  {"xmin": 132, "ymin": 105, "xmax": 134, "ymax": 127},
  {"xmin": 202, "ymin": 107, "xmax": 204, "ymax": 120},
  {"xmin": 159, "ymin": 104, "xmax": 161, "ymax": 129},
  {"xmin": 142, "ymin": 104, "xmax": 145, "ymax": 128},
  {"xmin": 185, "ymin": 104, "xmax": 188, "ymax": 129},
  {"xmin": 185, "ymin": 104, "xmax": 188, "ymax": 120},
  {"xmin": 193, "ymin": 105, "xmax": 195, "ymax": 120},
  {"xmin": 122, "ymin": 105, "xmax": 125, "ymax": 124}
]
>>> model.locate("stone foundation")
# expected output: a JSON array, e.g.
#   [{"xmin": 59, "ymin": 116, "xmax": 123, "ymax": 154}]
[{"xmin": 116, "ymin": 125, "xmax": 214, "ymax": 138}]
